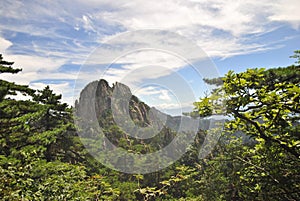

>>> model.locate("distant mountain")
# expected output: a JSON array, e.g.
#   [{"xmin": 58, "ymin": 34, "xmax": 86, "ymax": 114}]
[
  {"xmin": 74, "ymin": 79, "xmax": 224, "ymax": 173},
  {"xmin": 75, "ymin": 79, "xmax": 212, "ymax": 134}
]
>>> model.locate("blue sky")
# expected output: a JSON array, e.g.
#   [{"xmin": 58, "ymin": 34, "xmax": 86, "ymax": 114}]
[{"xmin": 0, "ymin": 0, "xmax": 300, "ymax": 115}]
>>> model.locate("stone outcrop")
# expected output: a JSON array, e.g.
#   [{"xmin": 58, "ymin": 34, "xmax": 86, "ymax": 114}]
[{"xmin": 74, "ymin": 79, "xmax": 214, "ymax": 132}]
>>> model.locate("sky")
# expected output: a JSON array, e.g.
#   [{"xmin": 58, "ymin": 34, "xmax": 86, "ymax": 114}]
[{"xmin": 0, "ymin": 0, "xmax": 300, "ymax": 115}]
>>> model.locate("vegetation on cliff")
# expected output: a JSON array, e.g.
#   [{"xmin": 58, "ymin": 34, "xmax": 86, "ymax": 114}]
[{"xmin": 0, "ymin": 51, "xmax": 299, "ymax": 200}]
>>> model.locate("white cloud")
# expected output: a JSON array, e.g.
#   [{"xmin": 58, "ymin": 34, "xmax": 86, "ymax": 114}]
[
  {"xmin": 82, "ymin": 14, "xmax": 96, "ymax": 32},
  {"xmin": 1, "ymin": 0, "xmax": 300, "ymax": 111},
  {"xmin": 158, "ymin": 90, "xmax": 172, "ymax": 101},
  {"xmin": 92, "ymin": 0, "xmax": 298, "ymax": 33},
  {"xmin": 131, "ymin": 85, "xmax": 196, "ymax": 116},
  {"xmin": 134, "ymin": 86, "xmax": 165, "ymax": 96},
  {"xmin": 0, "ymin": 54, "xmax": 70, "ymax": 87},
  {"xmin": 1, "ymin": 0, "xmax": 299, "ymax": 62},
  {"xmin": 90, "ymin": 0, "xmax": 299, "ymax": 57},
  {"xmin": 98, "ymin": 50, "xmax": 188, "ymax": 84},
  {"xmin": 134, "ymin": 86, "xmax": 172, "ymax": 101},
  {"xmin": 268, "ymin": 0, "xmax": 300, "ymax": 29},
  {"xmin": 5, "ymin": 55, "xmax": 66, "ymax": 73},
  {"xmin": 0, "ymin": 37, "xmax": 12, "ymax": 53},
  {"xmin": 30, "ymin": 82, "xmax": 69, "ymax": 94},
  {"xmin": 154, "ymin": 101, "xmax": 194, "ymax": 111},
  {"xmin": 4, "ymin": 80, "xmax": 75, "ymax": 106},
  {"xmin": 1, "ymin": 70, "xmax": 77, "ymax": 86},
  {"xmin": 74, "ymin": 30, "xmax": 214, "ymax": 96}
]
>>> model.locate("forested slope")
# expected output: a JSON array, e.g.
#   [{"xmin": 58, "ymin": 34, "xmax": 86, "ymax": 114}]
[{"xmin": 0, "ymin": 52, "xmax": 299, "ymax": 200}]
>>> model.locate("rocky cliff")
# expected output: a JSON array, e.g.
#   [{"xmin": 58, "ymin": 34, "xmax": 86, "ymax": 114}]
[
  {"xmin": 76, "ymin": 79, "xmax": 187, "ymax": 129},
  {"xmin": 75, "ymin": 79, "xmax": 156, "ymax": 126},
  {"xmin": 74, "ymin": 79, "xmax": 214, "ymax": 155}
]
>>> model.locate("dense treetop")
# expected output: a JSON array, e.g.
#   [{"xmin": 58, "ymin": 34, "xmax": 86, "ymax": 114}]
[{"xmin": 0, "ymin": 52, "xmax": 299, "ymax": 200}]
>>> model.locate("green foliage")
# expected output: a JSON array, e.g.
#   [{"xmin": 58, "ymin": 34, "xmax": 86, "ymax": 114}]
[
  {"xmin": 192, "ymin": 88, "xmax": 225, "ymax": 118},
  {"xmin": 0, "ymin": 55, "xmax": 34, "ymax": 101},
  {"xmin": 290, "ymin": 50, "xmax": 300, "ymax": 64},
  {"xmin": 0, "ymin": 55, "xmax": 117, "ymax": 200},
  {"xmin": 1, "ymin": 52, "xmax": 300, "ymax": 200},
  {"xmin": 0, "ymin": 54, "xmax": 21, "ymax": 74},
  {"xmin": 193, "ymin": 96, "xmax": 213, "ymax": 117},
  {"xmin": 193, "ymin": 52, "xmax": 300, "ymax": 200},
  {"xmin": 223, "ymin": 66, "xmax": 300, "ymax": 158},
  {"xmin": 133, "ymin": 164, "xmax": 204, "ymax": 201}
]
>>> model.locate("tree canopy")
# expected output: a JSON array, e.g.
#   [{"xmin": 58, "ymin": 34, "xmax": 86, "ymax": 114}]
[
  {"xmin": 0, "ymin": 52, "xmax": 299, "ymax": 200},
  {"xmin": 192, "ymin": 50, "xmax": 300, "ymax": 200}
]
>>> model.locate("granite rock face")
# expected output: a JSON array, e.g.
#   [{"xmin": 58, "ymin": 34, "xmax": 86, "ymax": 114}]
[
  {"xmin": 74, "ymin": 79, "xmax": 226, "ymax": 169},
  {"xmin": 75, "ymin": 79, "xmax": 212, "ymax": 132},
  {"xmin": 75, "ymin": 79, "xmax": 154, "ymax": 127}
]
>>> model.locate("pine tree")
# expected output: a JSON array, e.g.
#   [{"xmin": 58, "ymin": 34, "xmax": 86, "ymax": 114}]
[{"xmin": 0, "ymin": 55, "xmax": 98, "ymax": 199}]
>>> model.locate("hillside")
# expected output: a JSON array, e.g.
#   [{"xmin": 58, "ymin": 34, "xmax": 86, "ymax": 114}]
[
  {"xmin": 1, "ymin": 53, "xmax": 299, "ymax": 200},
  {"xmin": 74, "ymin": 79, "xmax": 213, "ymax": 173}
]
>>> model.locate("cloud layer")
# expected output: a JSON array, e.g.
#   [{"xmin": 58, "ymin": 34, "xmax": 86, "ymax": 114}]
[{"xmin": 0, "ymin": 0, "xmax": 300, "ymax": 113}]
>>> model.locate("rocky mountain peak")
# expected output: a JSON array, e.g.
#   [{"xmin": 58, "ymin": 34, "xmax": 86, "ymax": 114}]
[{"xmin": 75, "ymin": 79, "xmax": 153, "ymax": 127}]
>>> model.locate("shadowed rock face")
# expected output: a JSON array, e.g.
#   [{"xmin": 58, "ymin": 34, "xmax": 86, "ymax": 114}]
[
  {"xmin": 74, "ymin": 79, "xmax": 230, "ymax": 169},
  {"xmin": 75, "ymin": 79, "xmax": 212, "ymax": 132},
  {"xmin": 75, "ymin": 79, "xmax": 181, "ymax": 153},
  {"xmin": 75, "ymin": 79, "xmax": 151, "ymax": 126}
]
